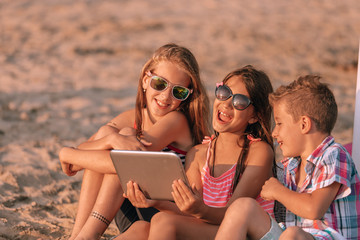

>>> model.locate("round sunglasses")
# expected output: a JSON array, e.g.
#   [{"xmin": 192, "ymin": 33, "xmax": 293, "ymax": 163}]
[
  {"xmin": 215, "ymin": 84, "xmax": 252, "ymax": 110},
  {"xmin": 146, "ymin": 71, "xmax": 193, "ymax": 101}
]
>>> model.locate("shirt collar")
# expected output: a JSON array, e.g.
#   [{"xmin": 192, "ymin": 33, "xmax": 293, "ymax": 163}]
[
  {"xmin": 282, "ymin": 135, "xmax": 334, "ymax": 176},
  {"xmin": 307, "ymin": 135, "xmax": 334, "ymax": 164}
]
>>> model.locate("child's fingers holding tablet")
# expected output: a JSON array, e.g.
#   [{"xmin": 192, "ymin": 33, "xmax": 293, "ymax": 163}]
[{"xmin": 126, "ymin": 181, "xmax": 156, "ymax": 208}]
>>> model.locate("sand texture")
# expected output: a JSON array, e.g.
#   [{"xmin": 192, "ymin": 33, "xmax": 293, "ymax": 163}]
[{"xmin": 1, "ymin": 0, "xmax": 360, "ymax": 239}]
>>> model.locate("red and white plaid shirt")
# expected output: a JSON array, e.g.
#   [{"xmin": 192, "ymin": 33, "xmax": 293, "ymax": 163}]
[{"xmin": 277, "ymin": 136, "xmax": 360, "ymax": 240}]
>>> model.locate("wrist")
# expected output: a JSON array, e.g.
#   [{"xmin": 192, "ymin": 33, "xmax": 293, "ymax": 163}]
[
  {"xmin": 105, "ymin": 133, "xmax": 116, "ymax": 149},
  {"xmin": 59, "ymin": 147, "xmax": 74, "ymax": 163},
  {"xmin": 194, "ymin": 203, "xmax": 208, "ymax": 219},
  {"xmin": 149, "ymin": 199, "xmax": 160, "ymax": 208},
  {"xmin": 273, "ymin": 184, "xmax": 287, "ymax": 202}
]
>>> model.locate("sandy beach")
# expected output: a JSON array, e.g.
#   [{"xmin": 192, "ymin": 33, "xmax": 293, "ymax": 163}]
[{"xmin": 1, "ymin": 0, "xmax": 359, "ymax": 239}]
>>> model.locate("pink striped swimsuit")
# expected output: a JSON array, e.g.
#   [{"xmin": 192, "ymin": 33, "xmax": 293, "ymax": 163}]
[{"xmin": 201, "ymin": 136, "xmax": 274, "ymax": 217}]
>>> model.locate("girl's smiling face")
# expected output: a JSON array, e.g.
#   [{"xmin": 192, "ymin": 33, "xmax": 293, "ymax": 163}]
[
  {"xmin": 143, "ymin": 61, "xmax": 191, "ymax": 121},
  {"xmin": 212, "ymin": 76, "xmax": 257, "ymax": 134}
]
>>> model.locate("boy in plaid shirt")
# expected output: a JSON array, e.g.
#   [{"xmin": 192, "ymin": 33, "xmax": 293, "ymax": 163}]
[{"xmin": 215, "ymin": 75, "xmax": 360, "ymax": 240}]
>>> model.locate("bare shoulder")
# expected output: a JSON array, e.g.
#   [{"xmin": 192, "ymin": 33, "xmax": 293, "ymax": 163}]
[
  {"xmin": 188, "ymin": 143, "xmax": 208, "ymax": 158},
  {"xmin": 158, "ymin": 110, "xmax": 188, "ymax": 123},
  {"xmin": 247, "ymin": 140, "xmax": 274, "ymax": 165},
  {"xmin": 110, "ymin": 109, "xmax": 136, "ymax": 127},
  {"xmin": 154, "ymin": 110, "xmax": 190, "ymax": 134},
  {"xmin": 117, "ymin": 109, "xmax": 136, "ymax": 119},
  {"xmin": 185, "ymin": 143, "xmax": 208, "ymax": 170}
]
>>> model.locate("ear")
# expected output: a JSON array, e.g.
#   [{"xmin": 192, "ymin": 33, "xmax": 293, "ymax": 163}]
[
  {"xmin": 142, "ymin": 74, "xmax": 149, "ymax": 90},
  {"xmin": 248, "ymin": 114, "xmax": 258, "ymax": 125},
  {"xmin": 300, "ymin": 116, "xmax": 312, "ymax": 134}
]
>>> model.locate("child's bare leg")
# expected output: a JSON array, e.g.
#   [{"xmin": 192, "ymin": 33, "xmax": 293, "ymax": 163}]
[
  {"xmin": 279, "ymin": 227, "xmax": 314, "ymax": 240},
  {"xmin": 68, "ymin": 126, "xmax": 131, "ymax": 239},
  {"xmin": 148, "ymin": 212, "xmax": 218, "ymax": 240},
  {"xmin": 113, "ymin": 221, "xmax": 150, "ymax": 240},
  {"xmin": 69, "ymin": 169, "xmax": 104, "ymax": 239},
  {"xmin": 74, "ymin": 174, "xmax": 124, "ymax": 239},
  {"xmin": 215, "ymin": 198, "xmax": 271, "ymax": 240}
]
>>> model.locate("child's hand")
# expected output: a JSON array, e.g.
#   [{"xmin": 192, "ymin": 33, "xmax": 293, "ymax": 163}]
[
  {"xmin": 201, "ymin": 135, "xmax": 215, "ymax": 144},
  {"xmin": 60, "ymin": 161, "xmax": 77, "ymax": 176},
  {"xmin": 118, "ymin": 127, "xmax": 152, "ymax": 149},
  {"xmin": 123, "ymin": 181, "xmax": 156, "ymax": 208},
  {"xmin": 260, "ymin": 177, "xmax": 283, "ymax": 200},
  {"xmin": 172, "ymin": 179, "xmax": 204, "ymax": 217}
]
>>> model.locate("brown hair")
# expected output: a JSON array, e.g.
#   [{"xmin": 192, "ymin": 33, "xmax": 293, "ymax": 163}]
[
  {"xmin": 212, "ymin": 65, "xmax": 274, "ymax": 192},
  {"xmin": 269, "ymin": 75, "xmax": 337, "ymax": 134},
  {"xmin": 135, "ymin": 43, "xmax": 210, "ymax": 144}
]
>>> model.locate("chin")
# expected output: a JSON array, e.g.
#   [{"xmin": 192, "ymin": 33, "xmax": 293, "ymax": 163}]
[
  {"xmin": 212, "ymin": 121, "xmax": 225, "ymax": 132},
  {"xmin": 282, "ymin": 151, "xmax": 295, "ymax": 159}
]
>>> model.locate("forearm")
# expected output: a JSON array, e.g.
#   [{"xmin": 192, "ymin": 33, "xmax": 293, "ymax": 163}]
[
  {"xmin": 77, "ymin": 136, "xmax": 111, "ymax": 150},
  {"xmin": 274, "ymin": 186, "xmax": 321, "ymax": 219},
  {"xmin": 59, "ymin": 147, "xmax": 116, "ymax": 174},
  {"xmin": 153, "ymin": 200, "xmax": 186, "ymax": 215},
  {"xmin": 77, "ymin": 125, "xmax": 121, "ymax": 150},
  {"xmin": 192, "ymin": 204, "xmax": 227, "ymax": 225}
]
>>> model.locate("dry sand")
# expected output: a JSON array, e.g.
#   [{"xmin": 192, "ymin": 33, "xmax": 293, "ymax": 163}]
[{"xmin": 1, "ymin": 0, "xmax": 359, "ymax": 239}]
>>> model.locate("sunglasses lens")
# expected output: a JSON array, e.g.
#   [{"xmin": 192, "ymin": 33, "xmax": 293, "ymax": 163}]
[
  {"xmin": 150, "ymin": 76, "xmax": 167, "ymax": 91},
  {"xmin": 173, "ymin": 86, "xmax": 190, "ymax": 100},
  {"xmin": 233, "ymin": 94, "xmax": 251, "ymax": 110},
  {"xmin": 215, "ymin": 85, "xmax": 231, "ymax": 100}
]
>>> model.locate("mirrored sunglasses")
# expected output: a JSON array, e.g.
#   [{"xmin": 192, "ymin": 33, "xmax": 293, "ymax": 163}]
[
  {"xmin": 215, "ymin": 84, "xmax": 252, "ymax": 110},
  {"xmin": 146, "ymin": 71, "xmax": 193, "ymax": 101}
]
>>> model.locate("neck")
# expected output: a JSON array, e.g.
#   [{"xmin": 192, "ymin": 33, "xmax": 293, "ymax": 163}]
[
  {"xmin": 300, "ymin": 132, "xmax": 329, "ymax": 161},
  {"xmin": 216, "ymin": 132, "xmax": 245, "ymax": 148},
  {"xmin": 143, "ymin": 108, "xmax": 156, "ymax": 130}
]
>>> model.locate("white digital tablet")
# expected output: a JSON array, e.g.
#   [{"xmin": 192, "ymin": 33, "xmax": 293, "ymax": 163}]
[{"xmin": 110, "ymin": 150, "xmax": 189, "ymax": 201}]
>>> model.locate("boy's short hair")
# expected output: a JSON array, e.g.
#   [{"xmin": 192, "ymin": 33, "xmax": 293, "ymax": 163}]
[{"xmin": 269, "ymin": 75, "xmax": 338, "ymax": 134}]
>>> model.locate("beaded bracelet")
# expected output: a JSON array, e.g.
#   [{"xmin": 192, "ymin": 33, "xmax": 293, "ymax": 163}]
[{"xmin": 91, "ymin": 211, "xmax": 111, "ymax": 226}]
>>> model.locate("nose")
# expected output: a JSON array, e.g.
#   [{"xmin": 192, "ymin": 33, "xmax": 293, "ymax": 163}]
[
  {"xmin": 222, "ymin": 98, "xmax": 233, "ymax": 109},
  {"xmin": 272, "ymin": 126, "xmax": 278, "ymax": 139},
  {"xmin": 159, "ymin": 87, "xmax": 172, "ymax": 100}
]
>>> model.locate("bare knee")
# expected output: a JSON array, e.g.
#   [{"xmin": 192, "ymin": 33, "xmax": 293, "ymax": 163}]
[
  {"xmin": 222, "ymin": 198, "xmax": 271, "ymax": 240},
  {"xmin": 280, "ymin": 226, "xmax": 313, "ymax": 240},
  {"xmin": 94, "ymin": 125, "xmax": 116, "ymax": 139},
  {"xmin": 151, "ymin": 212, "xmax": 177, "ymax": 228},
  {"xmin": 227, "ymin": 197, "xmax": 259, "ymax": 217},
  {"xmin": 149, "ymin": 212, "xmax": 177, "ymax": 239},
  {"xmin": 131, "ymin": 221, "xmax": 150, "ymax": 239}
]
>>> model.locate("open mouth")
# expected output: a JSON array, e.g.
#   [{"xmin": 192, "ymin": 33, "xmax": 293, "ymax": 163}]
[
  {"xmin": 156, "ymin": 99, "xmax": 169, "ymax": 108},
  {"xmin": 217, "ymin": 110, "xmax": 233, "ymax": 123}
]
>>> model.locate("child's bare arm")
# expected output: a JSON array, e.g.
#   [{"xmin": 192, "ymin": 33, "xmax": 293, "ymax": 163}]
[
  {"xmin": 261, "ymin": 177, "xmax": 341, "ymax": 219},
  {"xmin": 229, "ymin": 141, "xmax": 274, "ymax": 201},
  {"xmin": 79, "ymin": 111, "xmax": 190, "ymax": 152},
  {"xmin": 105, "ymin": 111, "xmax": 190, "ymax": 152},
  {"xmin": 59, "ymin": 147, "xmax": 117, "ymax": 174},
  {"xmin": 140, "ymin": 111, "xmax": 193, "ymax": 151},
  {"xmin": 78, "ymin": 129, "xmax": 150, "ymax": 151},
  {"xmin": 172, "ymin": 145, "xmax": 205, "ymax": 216}
]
